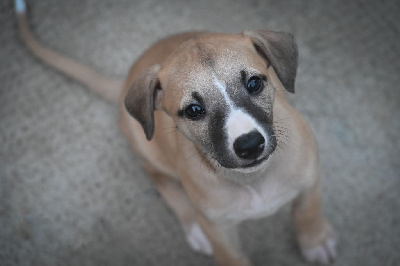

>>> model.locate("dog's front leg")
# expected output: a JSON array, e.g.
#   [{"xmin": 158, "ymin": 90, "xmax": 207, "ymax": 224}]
[
  {"xmin": 196, "ymin": 213, "xmax": 251, "ymax": 266},
  {"xmin": 144, "ymin": 164, "xmax": 213, "ymax": 255},
  {"xmin": 292, "ymin": 177, "xmax": 337, "ymax": 264}
]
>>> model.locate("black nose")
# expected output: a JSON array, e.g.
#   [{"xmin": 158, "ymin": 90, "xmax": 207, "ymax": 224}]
[{"xmin": 233, "ymin": 131, "xmax": 265, "ymax": 159}]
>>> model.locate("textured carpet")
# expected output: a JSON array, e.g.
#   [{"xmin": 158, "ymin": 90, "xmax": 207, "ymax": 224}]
[{"xmin": 1, "ymin": 0, "xmax": 399, "ymax": 265}]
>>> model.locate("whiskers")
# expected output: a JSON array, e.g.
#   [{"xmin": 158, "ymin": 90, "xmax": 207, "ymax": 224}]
[
  {"xmin": 184, "ymin": 151, "xmax": 201, "ymax": 160},
  {"xmin": 198, "ymin": 152, "xmax": 225, "ymax": 176},
  {"xmin": 161, "ymin": 125, "xmax": 224, "ymax": 177},
  {"xmin": 162, "ymin": 126, "xmax": 178, "ymax": 136},
  {"xmin": 272, "ymin": 118, "xmax": 292, "ymax": 154},
  {"xmin": 181, "ymin": 139, "xmax": 219, "ymax": 177}
]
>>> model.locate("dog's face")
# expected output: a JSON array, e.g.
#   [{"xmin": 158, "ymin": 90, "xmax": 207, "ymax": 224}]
[
  {"xmin": 160, "ymin": 34, "xmax": 277, "ymax": 170},
  {"xmin": 125, "ymin": 31, "xmax": 298, "ymax": 171}
]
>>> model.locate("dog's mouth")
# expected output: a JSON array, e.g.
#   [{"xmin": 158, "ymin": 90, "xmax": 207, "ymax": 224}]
[{"xmin": 242, "ymin": 154, "xmax": 270, "ymax": 168}]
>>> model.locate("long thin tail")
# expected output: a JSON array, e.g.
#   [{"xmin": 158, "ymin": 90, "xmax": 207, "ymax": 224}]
[{"xmin": 15, "ymin": 0, "xmax": 124, "ymax": 104}]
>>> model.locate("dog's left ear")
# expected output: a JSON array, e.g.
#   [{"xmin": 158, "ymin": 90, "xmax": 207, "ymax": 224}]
[
  {"xmin": 124, "ymin": 65, "xmax": 161, "ymax": 141},
  {"xmin": 243, "ymin": 30, "xmax": 298, "ymax": 93}
]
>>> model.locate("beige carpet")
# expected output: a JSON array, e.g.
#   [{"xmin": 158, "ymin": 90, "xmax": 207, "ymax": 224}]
[{"xmin": 1, "ymin": 0, "xmax": 399, "ymax": 265}]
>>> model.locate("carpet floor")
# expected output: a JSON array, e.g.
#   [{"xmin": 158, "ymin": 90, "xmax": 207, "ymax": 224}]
[{"xmin": 1, "ymin": 0, "xmax": 399, "ymax": 265}]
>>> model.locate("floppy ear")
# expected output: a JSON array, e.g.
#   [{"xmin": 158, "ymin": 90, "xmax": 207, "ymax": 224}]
[
  {"xmin": 124, "ymin": 65, "xmax": 161, "ymax": 141},
  {"xmin": 243, "ymin": 30, "xmax": 298, "ymax": 93}
]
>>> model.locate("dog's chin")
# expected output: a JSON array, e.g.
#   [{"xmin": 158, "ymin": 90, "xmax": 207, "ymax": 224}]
[
  {"xmin": 214, "ymin": 154, "xmax": 274, "ymax": 184},
  {"xmin": 243, "ymin": 155, "xmax": 269, "ymax": 168},
  {"xmin": 210, "ymin": 152, "xmax": 275, "ymax": 184},
  {"xmin": 209, "ymin": 142, "xmax": 277, "ymax": 176},
  {"xmin": 234, "ymin": 154, "xmax": 272, "ymax": 173},
  {"xmin": 217, "ymin": 153, "xmax": 272, "ymax": 175}
]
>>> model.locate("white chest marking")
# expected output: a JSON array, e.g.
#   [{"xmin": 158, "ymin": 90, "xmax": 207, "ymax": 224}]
[
  {"xmin": 246, "ymin": 185, "xmax": 265, "ymax": 213},
  {"xmin": 225, "ymin": 183, "xmax": 299, "ymax": 221}
]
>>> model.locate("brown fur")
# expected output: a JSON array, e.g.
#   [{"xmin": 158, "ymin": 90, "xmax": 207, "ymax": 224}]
[{"xmin": 16, "ymin": 4, "xmax": 336, "ymax": 265}]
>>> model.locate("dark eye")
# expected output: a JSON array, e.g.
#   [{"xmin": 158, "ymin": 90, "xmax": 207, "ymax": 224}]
[
  {"xmin": 185, "ymin": 104, "xmax": 205, "ymax": 119},
  {"xmin": 246, "ymin": 76, "xmax": 263, "ymax": 94}
]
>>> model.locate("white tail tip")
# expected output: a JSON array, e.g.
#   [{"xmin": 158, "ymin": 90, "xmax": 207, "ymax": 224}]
[{"xmin": 15, "ymin": 0, "xmax": 26, "ymax": 14}]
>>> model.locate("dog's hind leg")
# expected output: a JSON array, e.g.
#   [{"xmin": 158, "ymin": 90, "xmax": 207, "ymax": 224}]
[{"xmin": 144, "ymin": 164, "xmax": 213, "ymax": 255}]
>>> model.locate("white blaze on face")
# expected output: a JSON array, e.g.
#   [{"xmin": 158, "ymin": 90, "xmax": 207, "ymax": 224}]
[
  {"xmin": 212, "ymin": 73, "xmax": 268, "ymax": 155},
  {"xmin": 225, "ymin": 109, "xmax": 268, "ymax": 153},
  {"xmin": 212, "ymin": 72, "xmax": 235, "ymax": 109}
]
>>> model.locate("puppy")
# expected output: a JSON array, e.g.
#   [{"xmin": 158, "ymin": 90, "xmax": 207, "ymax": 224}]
[{"xmin": 15, "ymin": 1, "xmax": 337, "ymax": 265}]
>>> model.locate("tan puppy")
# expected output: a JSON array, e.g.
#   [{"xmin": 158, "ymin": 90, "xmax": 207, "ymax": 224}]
[{"xmin": 16, "ymin": 1, "xmax": 337, "ymax": 265}]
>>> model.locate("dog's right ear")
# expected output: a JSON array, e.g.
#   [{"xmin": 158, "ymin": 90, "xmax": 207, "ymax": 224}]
[{"xmin": 124, "ymin": 65, "xmax": 161, "ymax": 141}]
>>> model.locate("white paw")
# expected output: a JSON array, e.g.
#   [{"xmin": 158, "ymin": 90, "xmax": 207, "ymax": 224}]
[
  {"xmin": 185, "ymin": 223, "xmax": 213, "ymax": 255},
  {"xmin": 301, "ymin": 237, "xmax": 337, "ymax": 265}
]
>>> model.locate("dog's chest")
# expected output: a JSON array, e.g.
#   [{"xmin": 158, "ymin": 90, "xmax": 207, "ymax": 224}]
[{"xmin": 223, "ymin": 179, "xmax": 299, "ymax": 222}]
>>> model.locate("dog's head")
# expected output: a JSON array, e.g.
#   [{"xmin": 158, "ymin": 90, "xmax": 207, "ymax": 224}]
[{"xmin": 125, "ymin": 30, "xmax": 298, "ymax": 171}]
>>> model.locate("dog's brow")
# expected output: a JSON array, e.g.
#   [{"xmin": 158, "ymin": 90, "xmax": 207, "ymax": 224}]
[
  {"xmin": 260, "ymin": 74, "xmax": 267, "ymax": 81},
  {"xmin": 240, "ymin": 70, "xmax": 247, "ymax": 85},
  {"xmin": 240, "ymin": 70, "xmax": 267, "ymax": 84},
  {"xmin": 192, "ymin": 91, "xmax": 205, "ymax": 106},
  {"xmin": 177, "ymin": 92, "xmax": 205, "ymax": 117}
]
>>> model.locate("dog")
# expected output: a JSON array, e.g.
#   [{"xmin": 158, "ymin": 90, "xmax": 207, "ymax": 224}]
[{"xmin": 15, "ymin": 0, "xmax": 337, "ymax": 265}]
